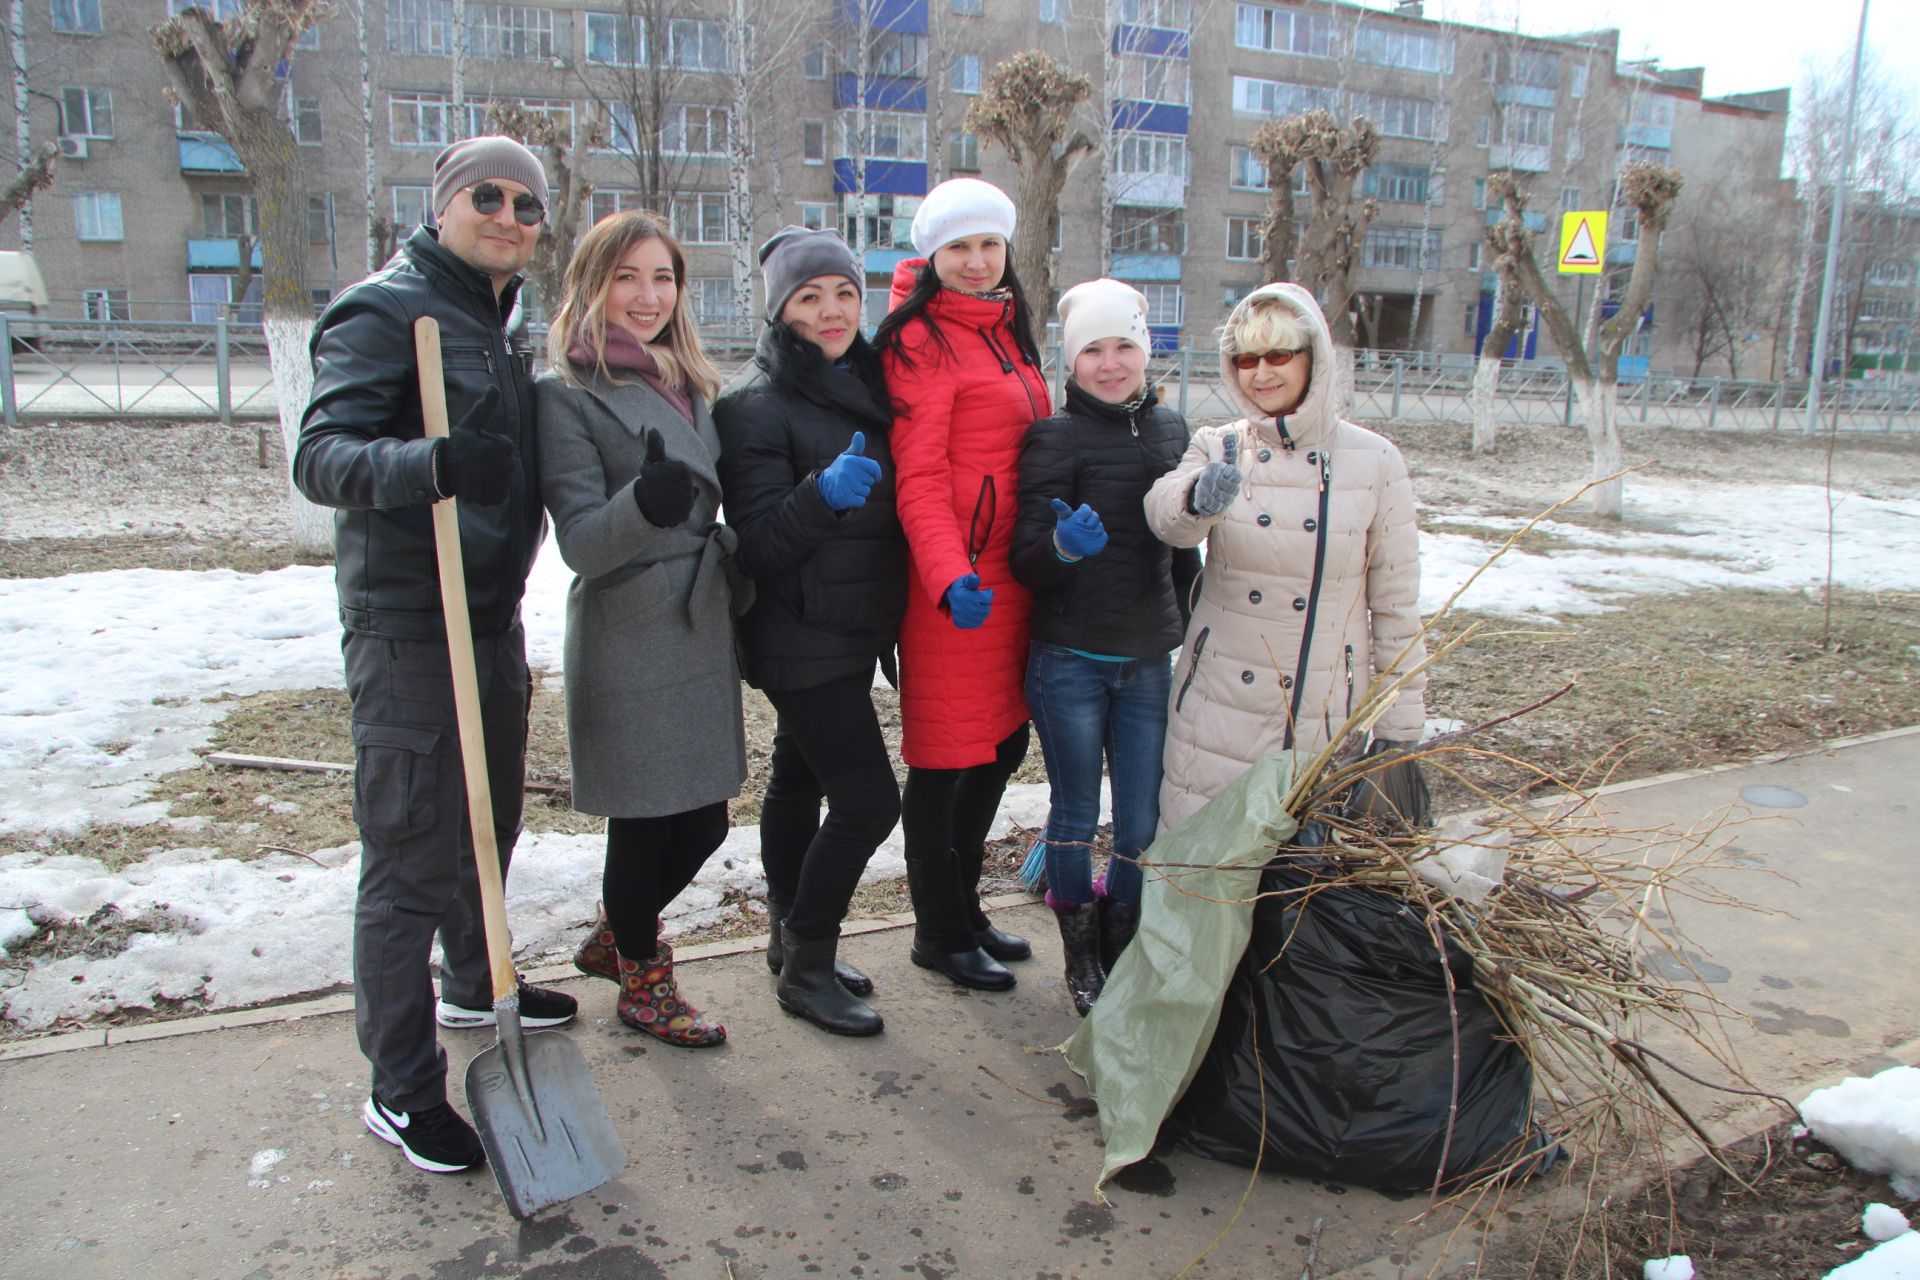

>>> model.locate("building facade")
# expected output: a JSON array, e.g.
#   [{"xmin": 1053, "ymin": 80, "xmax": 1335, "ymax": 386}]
[{"xmin": 4, "ymin": 0, "xmax": 1808, "ymax": 375}]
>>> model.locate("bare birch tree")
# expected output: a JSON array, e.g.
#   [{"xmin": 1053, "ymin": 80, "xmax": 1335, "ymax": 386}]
[
  {"xmin": 485, "ymin": 100, "xmax": 604, "ymax": 317},
  {"xmin": 153, "ymin": 0, "xmax": 332, "ymax": 548},
  {"xmin": 965, "ymin": 50, "xmax": 1094, "ymax": 304}
]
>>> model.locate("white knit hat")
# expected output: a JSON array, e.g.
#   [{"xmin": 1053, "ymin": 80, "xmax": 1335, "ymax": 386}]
[
  {"xmin": 910, "ymin": 178, "xmax": 1017, "ymax": 257},
  {"xmin": 1058, "ymin": 278, "xmax": 1151, "ymax": 367}
]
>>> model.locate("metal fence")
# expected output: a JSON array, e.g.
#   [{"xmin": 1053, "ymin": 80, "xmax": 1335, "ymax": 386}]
[{"xmin": 4, "ymin": 312, "xmax": 1916, "ymax": 435}]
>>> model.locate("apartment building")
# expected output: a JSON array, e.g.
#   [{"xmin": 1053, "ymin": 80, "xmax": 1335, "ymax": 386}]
[{"xmin": 4, "ymin": 0, "xmax": 1798, "ymax": 374}]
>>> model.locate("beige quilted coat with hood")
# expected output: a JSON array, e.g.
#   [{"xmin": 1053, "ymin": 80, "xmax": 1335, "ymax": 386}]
[{"xmin": 1145, "ymin": 283, "xmax": 1426, "ymax": 838}]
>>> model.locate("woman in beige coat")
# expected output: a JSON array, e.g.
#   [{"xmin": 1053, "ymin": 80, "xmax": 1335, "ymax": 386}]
[{"xmin": 1144, "ymin": 283, "xmax": 1426, "ymax": 837}]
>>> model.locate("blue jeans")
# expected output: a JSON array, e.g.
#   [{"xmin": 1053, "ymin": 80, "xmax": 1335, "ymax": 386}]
[{"xmin": 1024, "ymin": 642, "xmax": 1172, "ymax": 907}]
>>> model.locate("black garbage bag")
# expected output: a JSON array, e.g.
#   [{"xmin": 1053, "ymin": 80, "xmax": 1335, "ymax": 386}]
[{"xmin": 1160, "ymin": 861, "xmax": 1548, "ymax": 1191}]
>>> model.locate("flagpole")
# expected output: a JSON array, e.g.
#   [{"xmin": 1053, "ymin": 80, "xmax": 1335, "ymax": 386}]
[{"xmin": 1805, "ymin": 0, "xmax": 1871, "ymax": 434}]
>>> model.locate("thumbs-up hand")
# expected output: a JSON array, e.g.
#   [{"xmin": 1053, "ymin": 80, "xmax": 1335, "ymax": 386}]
[
  {"xmin": 945, "ymin": 572, "xmax": 994, "ymax": 629},
  {"xmin": 1049, "ymin": 497, "xmax": 1108, "ymax": 559},
  {"xmin": 631, "ymin": 427, "xmax": 696, "ymax": 527},
  {"xmin": 1189, "ymin": 431, "xmax": 1244, "ymax": 518},
  {"xmin": 817, "ymin": 429, "xmax": 883, "ymax": 511}
]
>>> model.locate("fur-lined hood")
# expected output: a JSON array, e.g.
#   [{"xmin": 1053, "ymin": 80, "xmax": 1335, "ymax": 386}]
[{"xmin": 1218, "ymin": 282, "xmax": 1337, "ymax": 448}]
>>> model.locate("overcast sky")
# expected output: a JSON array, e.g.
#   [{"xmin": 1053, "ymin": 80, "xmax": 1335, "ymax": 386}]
[{"xmin": 1377, "ymin": 0, "xmax": 1920, "ymax": 102}]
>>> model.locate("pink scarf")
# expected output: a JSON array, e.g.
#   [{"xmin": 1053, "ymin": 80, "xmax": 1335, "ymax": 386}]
[{"xmin": 567, "ymin": 324, "xmax": 695, "ymax": 424}]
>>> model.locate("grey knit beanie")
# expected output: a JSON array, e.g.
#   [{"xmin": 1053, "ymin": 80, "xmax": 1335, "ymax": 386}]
[
  {"xmin": 759, "ymin": 226, "xmax": 863, "ymax": 321},
  {"xmin": 431, "ymin": 135, "xmax": 549, "ymax": 218}
]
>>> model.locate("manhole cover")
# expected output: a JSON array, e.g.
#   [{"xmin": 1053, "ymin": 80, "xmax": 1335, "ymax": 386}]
[{"xmin": 1739, "ymin": 784, "xmax": 1807, "ymax": 809}]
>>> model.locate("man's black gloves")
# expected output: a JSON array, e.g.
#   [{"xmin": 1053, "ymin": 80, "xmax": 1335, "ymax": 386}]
[
  {"xmin": 631, "ymin": 427, "xmax": 696, "ymax": 527},
  {"xmin": 432, "ymin": 388, "xmax": 511, "ymax": 506}
]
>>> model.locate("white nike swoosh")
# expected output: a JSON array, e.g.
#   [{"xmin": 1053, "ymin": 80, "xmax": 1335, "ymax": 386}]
[{"xmin": 383, "ymin": 1104, "xmax": 410, "ymax": 1130}]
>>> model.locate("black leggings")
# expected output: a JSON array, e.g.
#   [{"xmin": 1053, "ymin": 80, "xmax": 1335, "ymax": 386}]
[
  {"xmin": 760, "ymin": 673, "xmax": 903, "ymax": 941},
  {"xmin": 603, "ymin": 801, "xmax": 729, "ymax": 960},
  {"xmin": 901, "ymin": 723, "xmax": 1030, "ymax": 950}
]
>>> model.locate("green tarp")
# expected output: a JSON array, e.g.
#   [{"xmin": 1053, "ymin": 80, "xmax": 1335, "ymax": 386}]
[{"xmin": 1060, "ymin": 753, "xmax": 1301, "ymax": 1198}]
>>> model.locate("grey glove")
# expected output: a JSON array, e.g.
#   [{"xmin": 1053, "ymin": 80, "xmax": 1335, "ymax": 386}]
[{"xmin": 1188, "ymin": 432, "xmax": 1242, "ymax": 517}]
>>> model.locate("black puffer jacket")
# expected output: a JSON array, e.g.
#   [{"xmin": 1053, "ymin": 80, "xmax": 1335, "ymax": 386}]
[
  {"xmin": 713, "ymin": 324, "xmax": 908, "ymax": 692},
  {"xmin": 1011, "ymin": 380, "xmax": 1201, "ymax": 658},
  {"xmin": 293, "ymin": 227, "xmax": 544, "ymax": 640}
]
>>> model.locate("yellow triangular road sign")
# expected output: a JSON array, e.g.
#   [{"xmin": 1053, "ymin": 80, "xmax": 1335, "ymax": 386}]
[{"xmin": 1558, "ymin": 210, "xmax": 1608, "ymax": 275}]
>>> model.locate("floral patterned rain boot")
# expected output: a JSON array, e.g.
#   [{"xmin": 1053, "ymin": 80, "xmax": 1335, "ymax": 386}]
[
  {"xmin": 572, "ymin": 902, "xmax": 619, "ymax": 982},
  {"xmin": 616, "ymin": 938, "xmax": 727, "ymax": 1048}
]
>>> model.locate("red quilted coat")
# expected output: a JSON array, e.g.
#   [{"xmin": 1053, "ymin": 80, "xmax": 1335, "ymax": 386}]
[{"xmin": 883, "ymin": 260, "xmax": 1052, "ymax": 768}]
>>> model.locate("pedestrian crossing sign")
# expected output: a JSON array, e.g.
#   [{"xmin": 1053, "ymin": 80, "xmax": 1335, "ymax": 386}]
[{"xmin": 1558, "ymin": 211, "xmax": 1608, "ymax": 275}]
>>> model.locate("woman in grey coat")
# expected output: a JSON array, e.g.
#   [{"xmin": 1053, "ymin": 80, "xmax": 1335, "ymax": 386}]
[{"xmin": 536, "ymin": 210, "xmax": 746, "ymax": 1048}]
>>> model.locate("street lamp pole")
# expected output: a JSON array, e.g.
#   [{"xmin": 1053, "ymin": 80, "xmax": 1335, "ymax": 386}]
[{"xmin": 1805, "ymin": 0, "xmax": 1871, "ymax": 434}]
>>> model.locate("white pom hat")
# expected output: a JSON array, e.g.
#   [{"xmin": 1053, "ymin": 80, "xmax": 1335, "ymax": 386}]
[
  {"xmin": 1058, "ymin": 278, "xmax": 1152, "ymax": 367},
  {"xmin": 910, "ymin": 178, "xmax": 1017, "ymax": 258}
]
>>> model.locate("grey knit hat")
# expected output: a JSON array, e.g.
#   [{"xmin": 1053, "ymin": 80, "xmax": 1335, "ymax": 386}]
[
  {"xmin": 431, "ymin": 135, "xmax": 549, "ymax": 218},
  {"xmin": 759, "ymin": 226, "xmax": 863, "ymax": 321}
]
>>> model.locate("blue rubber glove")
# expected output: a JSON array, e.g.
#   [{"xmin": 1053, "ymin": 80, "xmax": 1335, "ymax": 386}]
[
  {"xmin": 1050, "ymin": 498, "xmax": 1108, "ymax": 560},
  {"xmin": 945, "ymin": 573, "xmax": 994, "ymax": 629},
  {"xmin": 816, "ymin": 430, "xmax": 882, "ymax": 512},
  {"xmin": 1188, "ymin": 431, "xmax": 1243, "ymax": 517}
]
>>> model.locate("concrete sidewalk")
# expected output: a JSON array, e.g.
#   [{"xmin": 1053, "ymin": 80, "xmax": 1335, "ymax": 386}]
[{"xmin": 2, "ymin": 728, "xmax": 1916, "ymax": 1280}]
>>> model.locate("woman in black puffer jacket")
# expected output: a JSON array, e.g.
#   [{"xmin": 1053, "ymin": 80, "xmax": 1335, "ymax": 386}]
[
  {"xmin": 1010, "ymin": 279, "xmax": 1200, "ymax": 1016},
  {"xmin": 714, "ymin": 228, "xmax": 907, "ymax": 1038}
]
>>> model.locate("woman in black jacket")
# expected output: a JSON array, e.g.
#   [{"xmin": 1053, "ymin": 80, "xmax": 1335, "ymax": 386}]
[
  {"xmin": 713, "ymin": 227, "xmax": 907, "ymax": 1037},
  {"xmin": 1011, "ymin": 279, "xmax": 1200, "ymax": 1016}
]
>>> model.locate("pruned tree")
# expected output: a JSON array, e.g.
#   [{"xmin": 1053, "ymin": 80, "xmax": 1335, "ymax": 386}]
[
  {"xmin": 1, "ymin": 140, "xmax": 54, "ymax": 224},
  {"xmin": 486, "ymin": 99, "xmax": 605, "ymax": 317},
  {"xmin": 1252, "ymin": 107, "xmax": 1381, "ymax": 404},
  {"xmin": 965, "ymin": 50, "xmax": 1095, "ymax": 304},
  {"xmin": 153, "ymin": 0, "xmax": 333, "ymax": 548},
  {"xmin": 1496, "ymin": 161, "xmax": 1684, "ymax": 519},
  {"xmin": 1472, "ymin": 172, "xmax": 1537, "ymax": 456}
]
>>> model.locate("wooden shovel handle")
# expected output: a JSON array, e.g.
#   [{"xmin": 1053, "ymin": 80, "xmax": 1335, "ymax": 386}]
[{"xmin": 415, "ymin": 316, "xmax": 517, "ymax": 1005}]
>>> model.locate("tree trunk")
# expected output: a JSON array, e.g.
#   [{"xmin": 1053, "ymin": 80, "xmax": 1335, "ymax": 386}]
[
  {"xmin": 1576, "ymin": 375, "xmax": 1624, "ymax": 519},
  {"xmin": 726, "ymin": 0, "xmax": 754, "ymax": 336},
  {"xmin": 7, "ymin": 0, "xmax": 32, "ymax": 250},
  {"xmin": 1012, "ymin": 159, "xmax": 1069, "ymax": 306},
  {"xmin": 1470, "ymin": 354, "xmax": 1503, "ymax": 455},
  {"xmin": 357, "ymin": 0, "xmax": 376, "ymax": 274}
]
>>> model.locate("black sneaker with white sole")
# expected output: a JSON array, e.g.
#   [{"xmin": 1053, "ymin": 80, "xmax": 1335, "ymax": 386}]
[
  {"xmin": 436, "ymin": 980, "xmax": 578, "ymax": 1030},
  {"xmin": 362, "ymin": 1095, "xmax": 486, "ymax": 1173}
]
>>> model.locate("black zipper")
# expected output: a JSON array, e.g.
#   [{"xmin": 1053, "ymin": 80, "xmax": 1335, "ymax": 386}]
[
  {"xmin": 966, "ymin": 474, "xmax": 996, "ymax": 567},
  {"xmin": 1284, "ymin": 450, "xmax": 1333, "ymax": 749},
  {"xmin": 1176, "ymin": 625, "xmax": 1211, "ymax": 712},
  {"xmin": 1343, "ymin": 643, "xmax": 1356, "ymax": 719}
]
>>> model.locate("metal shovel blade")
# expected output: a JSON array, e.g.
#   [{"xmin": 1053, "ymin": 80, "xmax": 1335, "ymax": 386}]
[{"xmin": 467, "ymin": 1028, "xmax": 627, "ymax": 1220}]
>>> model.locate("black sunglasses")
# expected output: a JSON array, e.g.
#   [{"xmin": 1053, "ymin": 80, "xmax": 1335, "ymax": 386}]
[
  {"xmin": 468, "ymin": 182, "xmax": 545, "ymax": 227},
  {"xmin": 1230, "ymin": 346, "xmax": 1310, "ymax": 371}
]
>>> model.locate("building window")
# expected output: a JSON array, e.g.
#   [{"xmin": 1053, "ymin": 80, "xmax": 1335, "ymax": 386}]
[
  {"xmin": 308, "ymin": 196, "xmax": 331, "ymax": 244},
  {"xmin": 169, "ymin": 0, "xmax": 242, "ymax": 14},
  {"xmin": 1233, "ymin": 4, "xmax": 1337, "ymax": 56},
  {"xmin": 1567, "ymin": 127, "xmax": 1584, "ymax": 162},
  {"xmin": 668, "ymin": 18, "xmax": 729, "ymax": 72},
  {"xmin": 1464, "ymin": 301, "xmax": 1478, "ymax": 335},
  {"xmin": 462, "ymin": 96, "xmax": 572, "ymax": 139},
  {"xmin": 1136, "ymin": 283, "xmax": 1183, "ymax": 327},
  {"xmin": 1570, "ymin": 64, "xmax": 1589, "ymax": 98},
  {"xmin": 589, "ymin": 189, "xmax": 643, "ymax": 222},
  {"xmin": 688, "ymin": 278, "xmax": 733, "ymax": 326},
  {"xmin": 1509, "ymin": 49, "xmax": 1560, "ymax": 89},
  {"xmin": 294, "ymin": 97, "xmax": 323, "ymax": 145},
  {"xmin": 798, "ymin": 201, "xmax": 832, "ymax": 231},
  {"xmin": 58, "ymin": 87, "xmax": 113, "ymax": 138},
  {"xmin": 1229, "ymin": 145, "xmax": 1263, "ymax": 190},
  {"xmin": 82, "ymin": 287, "xmax": 129, "ymax": 321},
  {"xmin": 1225, "ymin": 216, "xmax": 1264, "ymax": 261},
  {"xmin": 74, "ymin": 191, "xmax": 123, "ymax": 241},
  {"xmin": 837, "ymin": 110, "xmax": 927, "ymax": 162},
  {"xmin": 201, "ymin": 193, "xmax": 257, "ymax": 237},
  {"xmin": 663, "ymin": 105, "xmax": 729, "ymax": 157},
  {"xmin": 1110, "ymin": 131, "xmax": 1185, "ymax": 179},
  {"xmin": 1362, "ymin": 226, "xmax": 1440, "ymax": 271},
  {"xmin": 1232, "ymin": 75, "xmax": 1336, "ymax": 117},
  {"xmin": 1630, "ymin": 93, "xmax": 1677, "ymax": 129},
  {"xmin": 1867, "ymin": 259, "xmax": 1917, "ymax": 288},
  {"xmin": 52, "ymin": 0, "xmax": 102, "ymax": 33},
  {"xmin": 1350, "ymin": 91, "xmax": 1441, "ymax": 141},
  {"xmin": 1114, "ymin": 0, "xmax": 1193, "ymax": 28},
  {"xmin": 803, "ymin": 42, "xmax": 827, "ymax": 78},
  {"xmin": 1561, "ymin": 185, "xmax": 1581, "ymax": 211},
  {"xmin": 1365, "ymin": 161, "xmax": 1432, "ymax": 205},
  {"xmin": 1351, "ymin": 25, "xmax": 1452, "ymax": 74},
  {"xmin": 802, "ymin": 119, "xmax": 826, "ymax": 164},
  {"xmin": 1502, "ymin": 104, "xmax": 1553, "ymax": 148},
  {"xmin": 843, "ymin": 193, "xmax": 921, "ymax": 251},
  {"xmin": 1222, "ymin": 283, "xmax": 1254, "ymax": 311},
  {"xmin": 389, "ymin": 92, "xmax": 451, "ymax": 147},
  {"xmin": 862, "ymin": 30, "xmax": 927, "ymax": 78},
  {"xmin": 1115, "ymin": 53, "xmax": 1189, "ymax": 106},
  {"xmin": 950, "ymin": 55, "xmax": 981, "ymax": 95},
  {"xmin": 1110, "ymin": 207, "xmax": 1184, "ymax": 256},
  {"xmin": 949, "ymin": 129, "xmax": 980, "ymax": 172},
  {"xmin": 671, "ymin": 192, "xmax": 729, "ymax": 244},
  {"xmin": 1468, "ymin": 241, "xmax": 1482, "ymax": 269},
  {"xmin": 1475, "ymin": 115, "xmax": 1491, "ymax": 147},
  {"xmin": 585, "ymin": 12, "xmax": 646, "ymax": 66},
  {"xmin": 388, "ymin": 0, "xmax": 455, "ymax": 54},
  {"xmin": 392, "ymin": 186, "xmax": 432, "ymax": 235},
  {"xmin": 1473, "ymin": 178, "xmax": 1486, "ymax": 210},
  {"xmin": 1039, "ymin": 0, "xmax": 1065, "ymax": 23},
  {"xmin": 952, "ymin": 0, "xmax": 984, "ymax": 13},
  {"xmin": 468, "ymin": 5, "xmax": 555, "ymax": 60}
]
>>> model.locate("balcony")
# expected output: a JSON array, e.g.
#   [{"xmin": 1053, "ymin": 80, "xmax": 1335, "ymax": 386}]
[
  {"xmin": 1110, "ymin": 253, "xmax": 1182, "ymax": 281},
  {"xmin": 833, "ymin": 73, "xmax": 926, "ymax": 112},
  {"xmin": 1487, "ymin": 142, "xmax": 1551, "ymax": 173},
  {"xmin": 1619, "ymin": 122, "xmax": 1672, "ymax": 150},
  {"xmin": 1111, "ymin": 101, "xmax": 1188, "ymax": 134},
  {"xmin": 1485, "ymin": 207, "xmax": 1548, "ymax": 232},
  {"xmin": 178, "ymin": 135, "xmax": 243, "ymax": 173},
  {"xmin": 1109, "ymin": 171, "xmax": 1185, "ymax": 208},
  {"xmin": 187, "ymin": 238, "xmax": 263, "ymax": 271},
  {"xmin": 831, "ymin": 158, "xmax": 927, "ymax": 196},
  {"xmin": 1494, "ymin": 83, "xmax": 1556, "ymax": 109},
  {"xmin": 1608, "ymin": 240, "xmax": 1638, "ymax": 266}
]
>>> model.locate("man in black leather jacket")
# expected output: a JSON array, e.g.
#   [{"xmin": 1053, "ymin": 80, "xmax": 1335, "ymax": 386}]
[{"xmin": 293, "ymin": 136, "xmax": 574, "ymax": 1176}]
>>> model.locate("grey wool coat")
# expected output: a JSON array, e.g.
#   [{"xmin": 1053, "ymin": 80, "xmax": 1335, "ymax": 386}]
[{"xmin": 535, "ymin": 366, "xmax": 748, "ymax": 819}]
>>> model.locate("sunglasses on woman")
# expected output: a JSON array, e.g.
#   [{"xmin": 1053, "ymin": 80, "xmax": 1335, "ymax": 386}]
[
  {"xmin": 467, "ymin": 182, "xmax": 546, "ymax": 227},
  {"xmin": 1230, "ymin": 346, "xmax": 1310, "ymax": 371}
]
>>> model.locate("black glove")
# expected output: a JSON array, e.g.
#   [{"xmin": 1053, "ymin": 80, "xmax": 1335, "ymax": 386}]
[
  {"xmin": 433, "ymin": 388, "xmax": 510, "ymax": 505},
  {"xmin": 1344, "ymin": 737, "xmax": 1433, "ymax": 833},
  {"xmin": 631, "ymin": 427, "xmax": 695, "ymax": 528}
]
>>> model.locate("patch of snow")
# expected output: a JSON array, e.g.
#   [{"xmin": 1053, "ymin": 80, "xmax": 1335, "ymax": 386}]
[
  {"xmin": 1825, "ymin": 1230, "xmax": 1920, "ymax": 1279},
  {"xmin": 1866, "ymin": 1203, "xmax": 1914, "ymax": 1243},
  {"xmin": 1803, "ymin": 1067, "xmax": 1920, "ymax": 1199},
  {"xmin": 247, "ymin": 1148, "xmax": 287, "ymax": 1189},
  {"xmin": 1643, "ymin": 1257, "xmax": 1694, "ymax": 1280}
]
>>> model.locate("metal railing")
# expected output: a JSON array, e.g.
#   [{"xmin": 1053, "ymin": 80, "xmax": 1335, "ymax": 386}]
[{"xmin": 3, "ymin": 313, "xmax": 1916, "ymax": 435}]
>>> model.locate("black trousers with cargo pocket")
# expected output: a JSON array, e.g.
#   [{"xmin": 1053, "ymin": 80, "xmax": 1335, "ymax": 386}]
[{"xmin": 343, "ymin": 623, "xmax": 530, "ymax": 1114}]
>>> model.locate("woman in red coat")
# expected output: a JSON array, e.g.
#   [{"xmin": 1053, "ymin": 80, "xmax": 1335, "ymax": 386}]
[{"xmin": 874, "ymin": 178, "xmax": 1052, "ymax": 992}]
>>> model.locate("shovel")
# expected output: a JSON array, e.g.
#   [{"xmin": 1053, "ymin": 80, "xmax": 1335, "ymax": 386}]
[{"xmin": 415, "ymin": 316, "xmax": 627, "ymax": 1219}]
